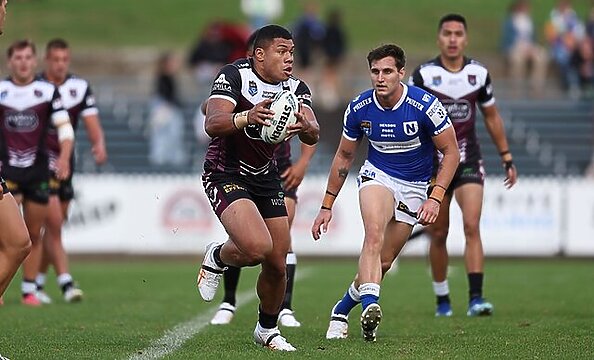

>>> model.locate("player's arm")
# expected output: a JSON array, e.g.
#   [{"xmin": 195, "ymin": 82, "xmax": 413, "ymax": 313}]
[
  {"xmin": 82, "ymin": 113, "xmax": 107, "ymax": 165},
  {"xmin": 204, "ymin": 97, "xmax": 274, "ymax": 137},
  {"xmin": 418, "ymin": 125, "xmax": 459, "ymax": 225},
  {"xmin": 481, "ymin": 104, "xmax": 517, "ymax": 188},
  {"xmin": 282, "ymin": 141, "xmax": 316, "ymax": 191},
  {"xmin": 52, "ymin": 112, "xmax": 75, "ymax": 180},
  {"xmin": 311, "ymin": 136, "xmax": 359, "ymax": 240}
]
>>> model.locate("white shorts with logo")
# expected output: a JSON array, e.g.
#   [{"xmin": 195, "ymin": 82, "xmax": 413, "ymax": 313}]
[{"xmin": 357, "ymin": 161, "xmax": 429, "ymax": 226}]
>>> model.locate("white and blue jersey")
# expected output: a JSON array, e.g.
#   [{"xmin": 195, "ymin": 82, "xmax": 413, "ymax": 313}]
[{"xmin": 343, "ymin": 83, "xmax": 451, "ymax": 182}]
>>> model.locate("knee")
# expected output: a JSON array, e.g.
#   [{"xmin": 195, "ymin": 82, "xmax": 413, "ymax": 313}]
[
  {"xmin": 430, "ymin": 227, "xmax": 449, "ymax": 245},
  {"xmin": 242, "ymin": 241, "xmax": 272, "ymax": 266},
  {"xmin": 463, "ymin": 221, "xmax": 480, "ymax": 240},
  {"xmin": 8, "ymin": 234, "xmax": 32, "ymax": 262}
]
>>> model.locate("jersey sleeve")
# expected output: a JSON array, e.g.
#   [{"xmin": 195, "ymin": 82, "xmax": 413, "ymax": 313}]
[
  {"xmin": 424, "ymin": 97, "xmax": 452, "ymax": 136},
  {"xmin": 50, "ymin": 87, "xmax": 70, "ymax": 127},
  {"xmin": 409, "ymin": 66, "xmax": 429, "ymax": 92},
  {"xmin": 80, "ymin": 82, "xmax": 99, "ymax": 117},
  {"xmin": 342, "ymin": 102, "xmax": 361, "ymax": 141},
  {"xmin": 477, "ymin": 72, "xmax": 495, "ymax": 107},
  {"xmin": 208, "ymin": 64, "xmax": 242, "ymax": 106},
  {"xmin": 295, "ymin": 81, "xmax": 313, "ymax": 109}
]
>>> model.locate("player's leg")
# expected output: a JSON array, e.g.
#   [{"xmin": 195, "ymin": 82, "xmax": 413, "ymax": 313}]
[
  {"xmin": 279, "ymin": 195, "xmax": 300, "ymax": 327},
  {"xmin": 454, "ymin": 183, "xmax": 493, "ymax": 316},
  {"xmin": 20, "ymin": 197, "xmax": 49, "ymax": 306},
  {"xmin": 427, "ymin": 191, "xmax": 454, "ymax": 317},
  {"xmin": 210, "ymin": 262, "xmax": 241, "ymax": 325},
  {"xmin": 357, "ymin": 183, "xmax": 393, "ymax": 341},
  {"xmin": 380, "ymin": 219, "xmax": 413, "ymax": 277},
  {"xmin": 252, "ymin": 215, "xmax": 295, "ymax": 351},
  {"xmin": 0, "ymin": 189, "xmax": 31, "ymax": 298}
]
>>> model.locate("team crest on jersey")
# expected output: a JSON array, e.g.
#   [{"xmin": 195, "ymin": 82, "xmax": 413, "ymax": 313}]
[
  {"xmin": 403, "ymin": 121, "xmax": 418, "ymax": 136},
  {"xmin": 468, "ymin": 75, "xmax": 476, "ymax": 85},
  {"xmin": 34, "ymin": 89, "xmax": 43, "ymax": 98},
  {"xmin": 248, "ymin": 80, "xmax": 258, "ymax": 96},
  {"xmin": 70, "ymin": 88, "xmax": 77, "ymax": 97},
  {"xmin": 361, "ymin": 121, "xmax": 372, "ymax": 136},
  {"xmin": 432, "ymin": 76, "xmax": 442, "ymax": 86}
]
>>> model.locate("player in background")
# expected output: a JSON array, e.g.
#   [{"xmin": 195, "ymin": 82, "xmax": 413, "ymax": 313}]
[
  {"xmin": 209, "ymin": 28, "xmax": 316, "ymax": 328},
  {"xmin": 0, "ymin": 39, "xmax": 74, "ymax": 306},
  {"xmin": 409, "ymin": 14, "xmax": 518, "ymax": 317},
  {"xmin": 0, "ymin": 0, "xmax": 33, "ymax": 308},
  {"xmin": 197, "ymin": 24, "xmax": 319, "ymax": 351},
  {"xmin": 34, "ymin": 38, "xmax": 107, "ymax": 304},
  {"xmin": 312, "ymin": 44, "xmax": 459, "ymax": 341}
]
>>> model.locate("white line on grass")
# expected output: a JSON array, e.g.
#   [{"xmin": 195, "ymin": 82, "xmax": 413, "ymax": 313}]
[{"xmin": 127, "ymin": 269, "xmax": 311, "ymax": 360}]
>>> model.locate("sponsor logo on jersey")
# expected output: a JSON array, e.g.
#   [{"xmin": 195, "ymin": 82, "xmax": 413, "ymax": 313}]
[
  {"xmin": 5, "ymin": 110, "xmax": 39, "ymax": 132},
  {"xmin": 361, "ymin": 120, "xmax": 372, "ymax": 136},
  {"xmin": 248, "ymin": 80, "xmax": 258, "ymax": 96},
  {"xmin": 70, "ymin": 88, "xmax": 77, "ymax": 98},
  {"xmin": 422, "ymin": 94, "xmax": 431, "ymax": 103},
  {"xmin": 405, "ymin": 97, "xmax": 424, "ymax": 111},
  {"xmin": 353, "ymin": 97, "xmax": 372, "ymax": 112},
  {"xmin": 468, "ymin": 74, "xmax": 476, "ymax": 85},
  {"xmin": 432, "ymin": 76, "xmax": 442, "ymax": 86},
  {"xmin": 441, "ymin": 99, "xmax": 471, "ymax": 122},
  {"xmin": 403, "ymin": 121, "xmax": 419, "ymax": 136},
  {"xmin": 212, "ymin": 74, "xmax": 231, "ymax": 92},
  {"xmin": 426, "ymin": 99, "xmax": 448, "ymax": 126}
]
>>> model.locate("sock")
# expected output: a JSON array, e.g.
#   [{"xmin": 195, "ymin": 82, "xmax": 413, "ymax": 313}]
[
  {"xmin": 36, "ymin": 273, "xmax": 47, "ymax": 290},
  {"xmin": 281, "ymin": 252, "xmax": 297, "ymax": 310},
  {"xmin": 468, "ymin": 273, "xmax": 484, "ymax": 301},
  {"xmin": 359, "ymin": 283, "xmax": 380, "ymax": 310},
  {"xmin": 57, "ymin": 273, "xmax": 74, "ymax": 294},
  {"xmin": 258, "ymin": 307, "xmax": 279, "ymax": 329},
  {"xmin": 433, "ymin": 280, "xmax": 451, "ymax": 304},
  {"xmin": 22, "ymin": 279, "xmax": 37, "ymax": 296},
  {"xmin": 222, "ymin": 266, "xmax": 241, "ymax": 306},
  {"xmin": 212, "ymin": 244, "xmax": 227, "ymax": 269},
  {"xmin": 333, "ymin": 282, "xmax": 360, "ymax": 316}
]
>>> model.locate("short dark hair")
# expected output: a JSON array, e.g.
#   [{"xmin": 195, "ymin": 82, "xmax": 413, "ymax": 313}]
[
  {"xmin": 438, "ymin": 13, "xmax": 467, "ymax": 31},
  {"xmin": 253, "ymin": 24, "xmax": 292, "ymax": 51},
  {"xmin": 246, "ymin": 29, "xmax": 259, "ymax": 57},
  {"xmin": 46, "ymin": 38, "xmax": 69, "ymax": 53},
  {"xmin": 367, "ymin": 44, "xmax": 406, "ymax": 70},
  {"xmin": 7, "ymin": 39, "xmax": 36, "ymax": 58}
]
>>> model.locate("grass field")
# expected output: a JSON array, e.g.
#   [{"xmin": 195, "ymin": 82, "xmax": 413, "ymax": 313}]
[
  {"xmin": 1, "ymin": 258, "xmax": 593, "ymax": 359},
  {"xmin": 5, "ymin": 0, "xmax": 592, "ymax": 54}
]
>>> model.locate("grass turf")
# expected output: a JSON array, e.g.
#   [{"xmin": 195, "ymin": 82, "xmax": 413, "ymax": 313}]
[{"xmin": 0, "ymin": 258, "xmax": 593, "ymax": 359}]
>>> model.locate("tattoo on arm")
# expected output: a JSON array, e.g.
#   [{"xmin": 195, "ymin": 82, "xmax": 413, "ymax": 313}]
[{"xmin": 338, "ymin": 167, "xmax": 348, "ymax": 179}]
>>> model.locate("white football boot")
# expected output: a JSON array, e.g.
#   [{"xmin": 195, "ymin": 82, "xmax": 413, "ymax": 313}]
[
  {"xmin": 325, "ymin": 301, "xmax": 349, "ymax": 339},
  {"xmin": 278, "ymin": 308, "xmax": 301, "ymax": 327},
  {"xmin": 210, "ymin": 302, "xmax": 236, "ymax": 325},
  {"xmin": 64, "ymin": 287, "xmax": 84, "ymax": 303},
  {"xmin": 35, "ymin": 290, "xmax": 53, "ymax": 304},
  {"xmin": 196, "ymin": 242, "xmax": 226, "ymax": 302},
  {"xmin": 253, "ymin": 324, "xmax": 296, "ymax": 351}
]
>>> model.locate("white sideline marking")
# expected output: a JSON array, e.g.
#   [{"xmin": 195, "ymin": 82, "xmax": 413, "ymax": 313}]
[{"xmin": 128, "ymin": 269, "xmax": 311, "ymax": 360}]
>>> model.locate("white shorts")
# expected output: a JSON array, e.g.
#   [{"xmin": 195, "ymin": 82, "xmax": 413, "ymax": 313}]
[{"xmin": 357, "ymin": 161, "xmax": 428, "ymax": 226}]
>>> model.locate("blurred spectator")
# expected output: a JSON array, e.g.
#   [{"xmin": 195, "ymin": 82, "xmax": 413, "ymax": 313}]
[
  {"xmin": 240, "ymin": 0, "xmax": 283, "ymax": 30},
  {"xmin": 148, "ymin": 52, "xmax": 187, "ymax": 167},
  {"xmin": 501, "ymin": 0, "xmax": 548, "ymax": 97},
  {"xmin": 319, "ymin": 8, "xmax": 347, "ymax": 109},
  {"xmin": 544, "ymin": 0, "xmax": 591, "ymax": 97},
  {"xmin": 292, "ymin": 1, "xmax": 326, "ymax": 86}
]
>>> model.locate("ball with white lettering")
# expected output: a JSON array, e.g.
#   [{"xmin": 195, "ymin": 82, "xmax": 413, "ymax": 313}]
[{"xmin": 260, "ymin": 90, "xmax": 299, "ymax": 144}]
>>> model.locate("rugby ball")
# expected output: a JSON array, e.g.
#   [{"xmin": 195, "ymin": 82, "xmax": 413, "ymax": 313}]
[{"xmin": 260, "ymin": 90, "xmax": 299, "ymax": 144}]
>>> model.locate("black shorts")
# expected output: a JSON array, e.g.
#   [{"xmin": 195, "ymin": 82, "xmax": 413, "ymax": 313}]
[
  {"xmin": 4, "ymin": 177, "xmax": 50, "ymax": 204},
  {"xmin": 278, "ymin": 163, "xmax": 298, "ymax": 201},
  {"xmin": 49, "ymin": 172, "xmax": 75, "ymax": 201},
  {"xmin": 202, "ymin": 172, "xmax": 287, "ymax": 219},
  {"xmin": 433, "ymin": 160, "xmax": 485, "ymax": 195}
]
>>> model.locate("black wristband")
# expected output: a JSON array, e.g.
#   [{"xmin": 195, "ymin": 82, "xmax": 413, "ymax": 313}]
[
  {"xmin": 428, "ymin": 196, "xmax": 442, "ymax": 205},
  {"xmin": 325, "ymin": 190, "xmax": 337, "ymax": 197},
  {"xmin": 321, "ymin": 205, "xmax": 332, "ymax": 211},
  {"xmin": 503, "ymin": 160, "xmax": 514, "ymax": 171}
]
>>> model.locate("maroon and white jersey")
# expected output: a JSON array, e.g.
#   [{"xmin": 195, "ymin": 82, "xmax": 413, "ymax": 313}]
[
  {"xmin": 204, "ymin": 58, "xmax": 312, "ymax": 179},
  {"xmin": 41, "ymin": 74, "xmax": 98, "ymax": 171},
  {"xmin": 409, "ymin": 56, "xmax": 494, "ymax": 164},
  {"xmin": 0, "ymin": 77, "xmax": 69, "ymax": 177}
]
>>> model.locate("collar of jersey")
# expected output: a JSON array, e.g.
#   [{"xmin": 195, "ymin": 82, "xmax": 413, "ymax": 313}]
[{"xmin": 373, "ymin": 82, "xmax": 408, "ymax": 111}]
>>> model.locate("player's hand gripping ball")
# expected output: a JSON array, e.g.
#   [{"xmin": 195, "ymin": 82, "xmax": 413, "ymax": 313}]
[{"xmin": 260, "ymin": 90, "xmax": 298, "ymax": 144}]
